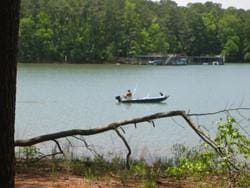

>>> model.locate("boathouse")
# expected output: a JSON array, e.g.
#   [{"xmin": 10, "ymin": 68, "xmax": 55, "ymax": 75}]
[
  {"xmin": 135, "ymin": 54, "xmax": 224, "ymax": 65},
  {"xmin": 189, "ymin": 55, "xmax": 224, "ymax": 65}
]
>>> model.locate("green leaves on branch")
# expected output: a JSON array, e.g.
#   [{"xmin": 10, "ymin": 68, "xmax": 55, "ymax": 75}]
[
  {"xmin": 166, "ymin": 116, "xmax": 250, "ymax": 180},
  {"xmin": 215, "ymin": 116, "xmax": 250, "ymax": 160}
]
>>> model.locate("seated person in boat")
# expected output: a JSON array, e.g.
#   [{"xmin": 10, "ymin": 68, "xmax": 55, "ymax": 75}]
[{"xmin": 123, "ymin": 89, "xmax": 133, "ymax": 99}]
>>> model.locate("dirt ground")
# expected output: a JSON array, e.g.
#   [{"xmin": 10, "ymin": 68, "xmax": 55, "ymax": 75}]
[
  {"xmin": 15, "ymin": 164, "xmax": 227, "ymax": 188},
  {"xmin": 15, "ymin": 174, "xmax": 121, "ymax": 188},
  {"xmin": 15, "ymin": 172, "xmax": 197, "ymax": 188}
]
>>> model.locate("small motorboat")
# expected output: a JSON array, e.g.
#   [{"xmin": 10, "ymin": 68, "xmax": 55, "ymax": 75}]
[{"xmin": 115, "ymin": 93, "xmax": 169, "ymax": 103}]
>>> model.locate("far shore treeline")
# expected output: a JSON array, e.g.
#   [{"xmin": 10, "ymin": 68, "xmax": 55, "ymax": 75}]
[{"xmin": 19, "ymin": 0, "xmax": 250, "ymax": 63}]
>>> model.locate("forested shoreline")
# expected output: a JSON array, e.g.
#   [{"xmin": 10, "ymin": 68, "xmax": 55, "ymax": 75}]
[{"xmin": 19, "ymin": 0, "xmax": 250, "ymax": 63}]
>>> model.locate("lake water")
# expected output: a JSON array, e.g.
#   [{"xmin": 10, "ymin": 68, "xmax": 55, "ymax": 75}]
[{"xmin": 16, "ymin": 63, "xmax": 250, "ymax": 160}]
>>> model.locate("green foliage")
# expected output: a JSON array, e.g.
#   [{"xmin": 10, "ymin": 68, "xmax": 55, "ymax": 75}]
[
  {"xmin": 244, "ymin": 52, "xmax": 250, "ymax": 61},
  {"xmin": 16, "ymin": 146, "xmax": 40, "ymax": 161},
  {"xmin": 166, "ymin": 144, "xmax": 216, "ymax": 178},
  {"xmin": 215, "ymin": 116, "xmax": 250, "ymax": 164},
  {"xmin": 166, "ymin": 116, "xmax": 250, "ymax": 187},
  {"xmin": 236, "ymin": 170, "xmax": 250, "ymax": 187},
  {"xmin": 222, "ymin": 36, "xmax": 240, "ymax": 56},
  {"xmin": 129, "ymin": 160, "xmax": 163, "ymax": 188},
  {"xmin": 215, "ymin": 116, "xmax": 250, "ymax": 187},
  {"xmin": 18, "ymin": 0, "xmax": 250, "ymax": 62}
]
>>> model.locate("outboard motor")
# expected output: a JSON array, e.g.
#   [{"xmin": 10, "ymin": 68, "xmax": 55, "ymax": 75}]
[{"xmin": 115, "ymin": 96, "xmax": 121, "ymax": 102}]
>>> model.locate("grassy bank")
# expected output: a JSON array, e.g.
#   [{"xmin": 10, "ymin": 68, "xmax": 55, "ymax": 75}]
[{"xmin": 16, "ymin": 142, "xmax": 250, "ymax": 188}]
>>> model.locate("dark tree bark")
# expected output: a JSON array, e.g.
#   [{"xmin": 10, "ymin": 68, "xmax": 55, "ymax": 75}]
[{"xmin": 0, "ymin": 0, "xmax": 20, "ymax": 187}]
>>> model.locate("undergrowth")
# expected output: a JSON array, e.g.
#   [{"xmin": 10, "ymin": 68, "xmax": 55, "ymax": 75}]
[{"xmin": 16, "ymin": 116, "xmax": 250, "ymax": 187}]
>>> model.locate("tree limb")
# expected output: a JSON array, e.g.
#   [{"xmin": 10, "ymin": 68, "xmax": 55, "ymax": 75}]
[
  {"xmin": 15, "ymin": 110, "xmax": 186, "ymax": 146},
  {"xmin": 53, "ymin": 139, "xmax": 65, "ymax": 157},
  {"xmin": 72, "ymin": 136, "xmax": 102, "ymax": 157},
  {"xmin": 114, "ymin": 129, "xmax": 131, "ymax": 170},
  {"xmin": 14, "ymin": 109, "xmax": 249, "ymax": 171},
  {"xmin": 188, "ymin": 107, "xmax": 250, "ymax": 116}
]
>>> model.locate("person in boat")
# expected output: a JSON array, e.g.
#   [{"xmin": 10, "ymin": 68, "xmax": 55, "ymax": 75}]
[{"xmin": 124, "ymin": 89, "xmax": 133, "ymax": 99}]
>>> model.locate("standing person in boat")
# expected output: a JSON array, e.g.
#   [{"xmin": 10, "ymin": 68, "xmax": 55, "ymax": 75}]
[{"xmin": 124, "ymin": 89, "xmax": 133, "ymax": 99}]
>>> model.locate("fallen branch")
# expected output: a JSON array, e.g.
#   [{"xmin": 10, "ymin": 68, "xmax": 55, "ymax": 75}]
[
  {"xmin": 15, "ymin": 110, "xmax": 186, "ymax": 146},
  {"xmin": 15, "ymin": 109, "xmax": 250, "ymax": 171}
]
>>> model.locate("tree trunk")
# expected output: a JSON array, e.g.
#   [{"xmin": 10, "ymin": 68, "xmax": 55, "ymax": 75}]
[{"xmin": 0, "ymin": 0, "xmax": 20, "ymax": 187}]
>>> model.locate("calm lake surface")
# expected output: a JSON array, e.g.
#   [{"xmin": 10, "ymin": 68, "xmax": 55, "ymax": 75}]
[{"xmin": 16, "ymin": 63, "xmax": 250, "ymax": 159}]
